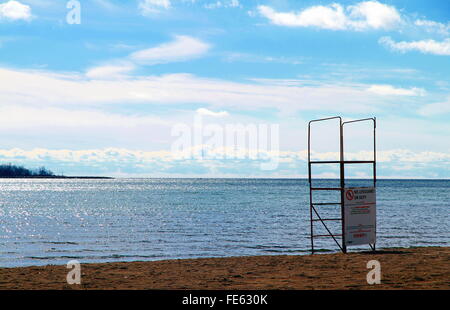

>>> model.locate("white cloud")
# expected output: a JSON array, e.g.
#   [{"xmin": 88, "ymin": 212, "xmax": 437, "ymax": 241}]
[
  {"xmin": 223, "ymin": 52, "xmax": 302, "ymax": 65},
  {"xmin": 85, "ymin": 62, "xmax": 135, "ymax": 79},
  {"xmin": 0, "ymin": 1, "xmax": 32, "ymax": 21},
  {"xmin": 379, "ymin": 36, "xmax": 450, "ymax": 56},
  {"xmin": 85, "ymin": 35, "xmax": 210, "ymax": 79},
  {"xmin": 0, "ymin": 147, "xmax": 448, "ymax": 178},
  {"xmin": 139, "ymin": 0, "xmax": 171, "ymax": 15},
  {"xmin": 196, "ymin": 108, "xmax": 229, "ymax": 117},
  {"xmin": 257, "ymin": 1, "xmax": 401, "ymax": 31},
  {"xmin": 204, "ymin": 0, "xmax": 241, "ymax": 9},
  {"xmin": 347, "ymin": 1, "xmax": 402, "ymax": 30},
  {"xmin": 367, "ymin": 84, "xmax": 425, "ymax": 96},
  {"xmin": 0, "ymin": 67, "xmax": 385, "ymax": 114},
  {"xmin": 129, "ymin": 35, "xmax": 210, "ymax": 65},
  {"xmin": 418, "ymin": 97, "xmax": 450, "ymax": 116},
  {"xmin": 0, "ymin": 105, "xmax": 169, "ymax": 129},
  {"xmin": 414, "ymin": 19, "xmax": 450, "ymax": 36},
  {"xmin": 258, "ymin": 4, "xmax": 348, "ymax": 30},
  {"xmin": 308, "ymin": 149, "xmax": 450, "ymax": 163},
  {"xmin": 0, "ymin": 103, "xmax": 174, "ymax": 150}
]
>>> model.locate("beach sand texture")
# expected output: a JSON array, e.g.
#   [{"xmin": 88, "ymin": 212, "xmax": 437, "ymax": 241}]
[{"xmin": 0, "ymin": 247, "xmax": 448, "ymax": 290}]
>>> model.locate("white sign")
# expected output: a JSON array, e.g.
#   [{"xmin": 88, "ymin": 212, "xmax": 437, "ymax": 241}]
[{"xmin": 344, "ymin": 187, "xmax": 376, "ymax": 246}]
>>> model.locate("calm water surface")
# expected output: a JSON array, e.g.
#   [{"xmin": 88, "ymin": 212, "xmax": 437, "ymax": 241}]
[{"xmin": 0, "ymin": 178, "xmax": 448, "ymax": 267}]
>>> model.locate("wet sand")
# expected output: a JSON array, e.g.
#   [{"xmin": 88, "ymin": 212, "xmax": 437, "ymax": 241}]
[{"xmin": 0, "ymin": 247, "xmax": 448, "ymax": 290}]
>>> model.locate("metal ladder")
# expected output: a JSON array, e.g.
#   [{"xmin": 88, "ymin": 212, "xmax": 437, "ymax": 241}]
[{"xmin": 308, "ymin": 116, "xmax": 376, "ymax": 254}]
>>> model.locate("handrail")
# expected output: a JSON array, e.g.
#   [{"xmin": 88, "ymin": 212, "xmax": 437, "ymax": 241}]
[
  {"xmin": 342, "ymin": 117, "xmax": 375, "ymax": 126},
  {"xmin": 341, "ymin": 117, "xmax": 377, "ymax": 185},
  {"xmin": 307, "ymin": 116, "xmax": 342, "ymax": 182}
]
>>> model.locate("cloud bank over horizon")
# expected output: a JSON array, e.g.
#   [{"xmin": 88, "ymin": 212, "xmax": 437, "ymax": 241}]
[{"xmin": 0, "ymin": 147, "xmax": 448, "ymax": 179}]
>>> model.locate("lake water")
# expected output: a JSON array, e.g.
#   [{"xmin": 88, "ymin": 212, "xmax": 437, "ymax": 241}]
[{"xmin": 0, "ymin": 178, "xmax": 448, "ymax": 267}]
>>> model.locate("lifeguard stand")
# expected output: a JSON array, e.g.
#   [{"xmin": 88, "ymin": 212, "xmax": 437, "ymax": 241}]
[{"xmin": 308, "ymin": 116, "xmax": 376, "ymax": 254}]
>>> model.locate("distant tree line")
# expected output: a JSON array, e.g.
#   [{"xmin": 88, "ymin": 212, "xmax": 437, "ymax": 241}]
[{"xmin": 0, "ymin": 163, "xmax": 55, "ymax": 177}]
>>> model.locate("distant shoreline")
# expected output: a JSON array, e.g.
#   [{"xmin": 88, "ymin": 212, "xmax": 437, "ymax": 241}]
[{"xmin": 0, "ymin": 176, "xmax": 113, "ymax": 179}]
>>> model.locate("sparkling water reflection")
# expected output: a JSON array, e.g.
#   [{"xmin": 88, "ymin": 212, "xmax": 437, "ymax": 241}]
[{"xmin": 0, "ymin": 178, "xmax": 448, "ymax": 267}]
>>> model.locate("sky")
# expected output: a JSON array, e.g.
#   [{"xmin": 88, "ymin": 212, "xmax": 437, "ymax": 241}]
[{"xmin": 0, "ymin": 0, "xmax": 449, "ymax": 178}]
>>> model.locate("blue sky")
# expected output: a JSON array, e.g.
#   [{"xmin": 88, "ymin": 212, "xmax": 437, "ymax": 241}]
[{"xmin": 0, "ymin": 0, "xmax": 449, "ymax": 178}]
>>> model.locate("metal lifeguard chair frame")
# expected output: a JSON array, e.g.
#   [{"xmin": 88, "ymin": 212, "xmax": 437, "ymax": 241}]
[{"xmin": 308, "ymin": 116, "xmax": 376, "ymax": 254}]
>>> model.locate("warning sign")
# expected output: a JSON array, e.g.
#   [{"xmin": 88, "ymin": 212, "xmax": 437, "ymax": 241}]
[
  {"xmin": 344, "ymin": 187, "xmax": 376, "ymax": 246},
  {"xmin": 345, "ymin": 189, "xmax": 355, "ymax": 201}
]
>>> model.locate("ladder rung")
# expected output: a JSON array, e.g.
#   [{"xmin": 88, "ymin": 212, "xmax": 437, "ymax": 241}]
[
  {"xmin": 311, "ymin": 187, "xmax": 342, "ymax": 191},
  {"xmin": 312, "ymin": 218, "xmax": 342, "ymax": 222},
  {"xmin": 309, "ymin": 160, "xmax": 375, "ymax": 164},
  {"xmin": 312, "ymin": 202, "xmax": 342, "ymax": 206},
  {"xmin": 313, "ymin": 234, "xmax": 343, "ymax": 238}
]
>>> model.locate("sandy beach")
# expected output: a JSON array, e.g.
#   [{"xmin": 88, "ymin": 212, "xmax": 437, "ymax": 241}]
[{"xmin": 0, "ymin": 247, "xmax": 448, "ymax": 290}]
